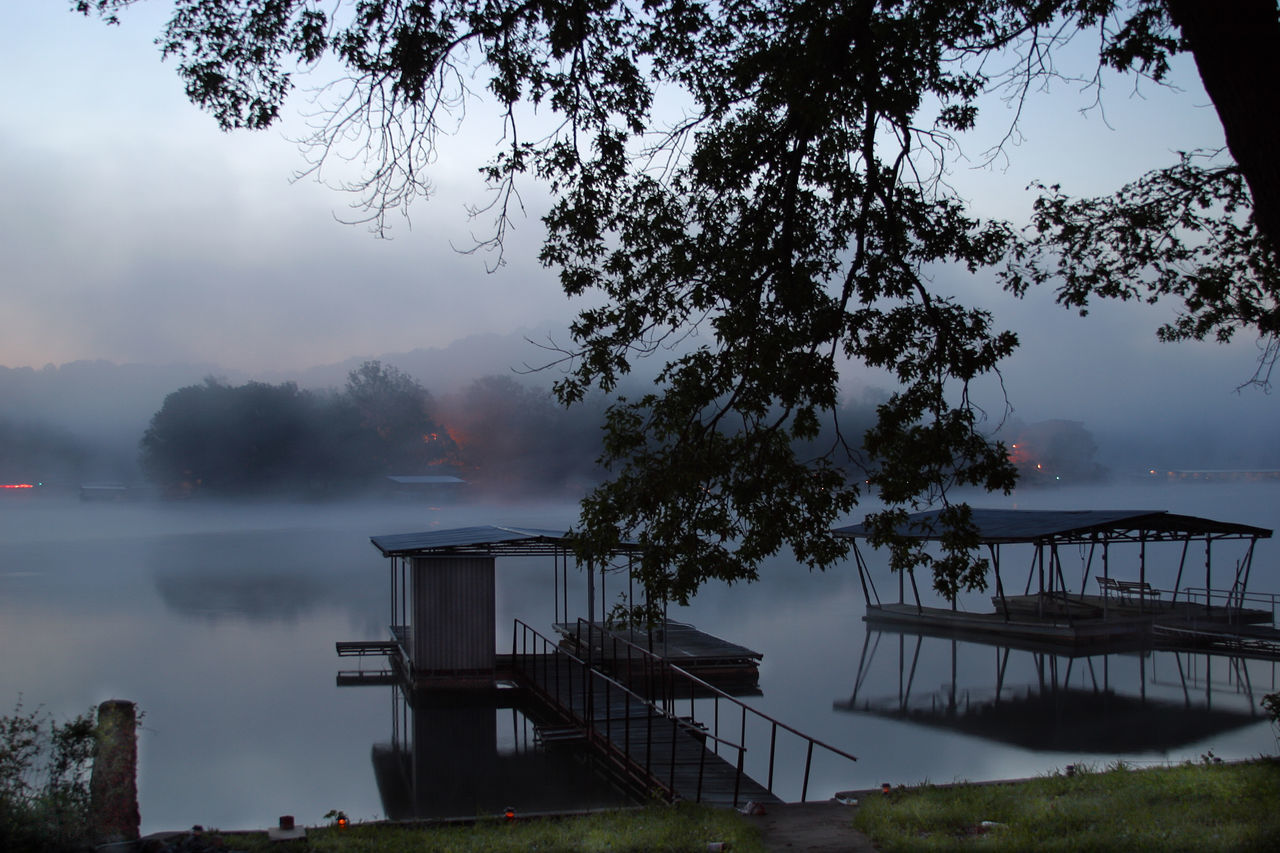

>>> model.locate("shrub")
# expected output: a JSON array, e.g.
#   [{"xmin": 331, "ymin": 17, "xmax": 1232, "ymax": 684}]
[{"xmin": 0, "ymin": 701, "xmax": 96, "ymax": 852}]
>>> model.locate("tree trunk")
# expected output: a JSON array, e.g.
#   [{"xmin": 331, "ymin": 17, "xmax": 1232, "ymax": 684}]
[{"xmin": 1166, "ymin": 0, "xmax": 1280, "ymax": 256}]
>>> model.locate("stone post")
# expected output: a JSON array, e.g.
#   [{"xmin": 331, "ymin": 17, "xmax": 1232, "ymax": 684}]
[{"xmin": 91, "ymin": 699, "xmax": 140, "ymax": 844}]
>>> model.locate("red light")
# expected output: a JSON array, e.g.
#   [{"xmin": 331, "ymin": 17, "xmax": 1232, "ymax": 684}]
[{"xmin": 1, "ymin": 484, "xmax": 34, "ymax": 489}]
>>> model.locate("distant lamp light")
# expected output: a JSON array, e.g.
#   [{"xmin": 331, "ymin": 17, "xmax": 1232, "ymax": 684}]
[
  {"xmin": 337, "ymin": 817, "xmax": 348, "ymax": 829},
  {"xmin": 504, "ymin": 807, "xmax": 516, "ymax": 822},
  {"xmin": 881, "ymin": 783, "xmax": 891, "ymax": 796}
]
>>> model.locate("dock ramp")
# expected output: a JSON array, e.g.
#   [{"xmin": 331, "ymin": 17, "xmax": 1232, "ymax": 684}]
[{"xmin": 511, "ymin": 619, "xmax": 857, "ymax": 806}]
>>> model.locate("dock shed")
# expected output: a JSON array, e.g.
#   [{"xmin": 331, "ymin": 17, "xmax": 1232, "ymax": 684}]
[{"xmin": 369, "ymin": 525, "xmax": 643, "ymax": 687}]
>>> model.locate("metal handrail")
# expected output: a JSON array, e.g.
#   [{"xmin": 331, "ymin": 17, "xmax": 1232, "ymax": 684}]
[
  {"xmin": 568, "ymin": 618, "xmax": 858, "ymax": 802},
  {"xmin": 1183, "ymin": 587, "xmax": 1280, "ymax": 621},
  {"xmin": 511, "ymin": 619, "xmax": 745, "ymax": 803}
]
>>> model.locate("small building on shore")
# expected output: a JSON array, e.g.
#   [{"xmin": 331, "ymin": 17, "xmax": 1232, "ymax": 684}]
[{"xmin": 382, "ymin": 474, "xmax": 467, "ymax": 500}]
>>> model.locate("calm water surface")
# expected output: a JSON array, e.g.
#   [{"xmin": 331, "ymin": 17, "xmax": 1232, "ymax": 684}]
[{"xmin": 1, "ymin": 482, "xmax": 1277, "ymax": 832}]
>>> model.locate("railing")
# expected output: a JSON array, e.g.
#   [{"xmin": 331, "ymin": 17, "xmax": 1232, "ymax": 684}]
[
  {"xmin": 511, "ymin": 619, "xmax": 747, "ymax": 804},
  {"xmin": 1181, "ymin": 587, "xmax": 1280, "ymax": 624},
  {"xmin": 561, "ymin": 618, "xmax": 858, "ymax": 803}
]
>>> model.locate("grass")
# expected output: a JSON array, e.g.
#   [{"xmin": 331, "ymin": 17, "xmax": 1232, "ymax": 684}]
[
  {"xmin": 211, "ymin": 803, "xmax": 767, "ymax": 852},
  {"xmin": 852, "ymin": 757, "xmax": 1280, "ymax": 852}
]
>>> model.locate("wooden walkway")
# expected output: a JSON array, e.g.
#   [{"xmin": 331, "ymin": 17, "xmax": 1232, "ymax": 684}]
[
  {"xmin": 553, "ymin": 620, "xmax": 762, "ymax": 691},
  {"xmin": 513, "ymin": 649, "xmax": 780, "ymax": 807},
  {"xmin": 553, "ymin": 621, "xmax": 762, "ymax": 666},
  {"xmin": 865, "ymin": 591, "xmax": 1276, "ymax": 650},
  {"xmin": 1152, "ymin": 621, "xmax": 1280, "ymax": 661}
]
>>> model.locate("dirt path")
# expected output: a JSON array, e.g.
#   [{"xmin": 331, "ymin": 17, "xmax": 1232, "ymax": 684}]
[{"xmin": 748, "ymin": 800, "xmax": 878, "ymax": 852}]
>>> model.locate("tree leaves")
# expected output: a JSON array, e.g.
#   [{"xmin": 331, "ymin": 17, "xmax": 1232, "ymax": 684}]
[{"xmin": 1004, "ymin": 152, "xmax": 1280, "ymax": 385}]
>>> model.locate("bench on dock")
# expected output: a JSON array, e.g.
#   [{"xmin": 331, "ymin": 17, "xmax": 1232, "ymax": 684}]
[{"xmin": 1097, "ymin": 577, "xmax": 1161, "ymax": 603}]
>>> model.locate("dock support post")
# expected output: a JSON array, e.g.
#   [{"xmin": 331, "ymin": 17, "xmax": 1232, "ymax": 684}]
[
  {"xmin": 1036, "ymin": 545, "xmax": 1045, "ymax": 618},
  {"xmin": 1102, "ymin": 543, "xmax": 1110, "ymax": 618},
  {"xmin": 1205, "ymin": 540, "xmax": 1213, "ymax": 615},
  {"xmin": 1139, "ymin": 535, "xmax": 1148, "ymax": 614},
  {"xmin": 989, "ymin": 544, "xmax": 1008, "ymax": 621},
  {"xmin": 588, "ymin": 558, "xmax": 596, "ymax": 625},
  {"xmin": 1172, "ymin": 535, "xmax": 1191, "ymax": 606},
  {"xmin": 1080, "ymin": 539, "xmax": 1096, "ymax": 596}
]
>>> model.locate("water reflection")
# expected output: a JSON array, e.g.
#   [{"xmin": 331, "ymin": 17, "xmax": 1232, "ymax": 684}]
[
  {"xmin": 838, "ymin": 626, "xmax": 1273, "ymax": 754},
  {"xmin": 371, "ymin": 686, "xmax": 638, "ymax": 818},
  {"xmin": 147, "ymin": 528, "xmax": 386, "ymax": 629},
  {"xmin": 1, "ymin": 489, "xmax": 1276, "ymax": 830}
]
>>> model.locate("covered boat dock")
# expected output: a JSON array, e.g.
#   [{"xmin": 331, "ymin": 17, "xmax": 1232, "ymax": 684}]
[
  {"xmin": 363, "ymin": 524, "xmax": 763, "ymax": 687},
  {"xmin": 343, "ymin": 524, "xmax": 851, "ymax": 808},
  {"xmin": 834, "ymin": 508, "xmax": 1276, "ymax": 650}
]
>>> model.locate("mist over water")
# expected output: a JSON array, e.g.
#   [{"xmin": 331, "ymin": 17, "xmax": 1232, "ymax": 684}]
[{"xmin": 0, "ymin": 481, "xmax": 1277, "ymax": 831}]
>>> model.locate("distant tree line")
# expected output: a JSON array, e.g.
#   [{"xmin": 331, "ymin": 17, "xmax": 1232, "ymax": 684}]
[
  {"xmin": 138, "ymin": 362, "xmax": 615, "ymax": 497},
  {"xmin": 4, "ymin": 360, "xmax": 1110, "ymax": 498},
  {"xmin": 1006, "ymin": 419, "xmax": 1107, "ymax": 485},
  {"xmin": 139, "ymin": 367, "xmax": 996, "ymax": 499},
  {"xmin": 0, "ymin": 420, "xmax": 93, "ymax": 485}
]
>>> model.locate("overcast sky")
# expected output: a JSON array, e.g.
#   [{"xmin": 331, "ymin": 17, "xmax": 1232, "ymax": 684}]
[{"xmin": 2, "ymin": 2, "xmax": 1275, "ymax": 444}]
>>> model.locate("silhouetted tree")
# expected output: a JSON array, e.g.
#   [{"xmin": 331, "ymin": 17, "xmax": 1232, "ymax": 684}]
[
  {"xmin": 80, "ymin": 0, "xmax": 1280, "ymax": 601},
  {"xmin": 140, "ymin": 378, "xmax": 318, "ymax": 495}
]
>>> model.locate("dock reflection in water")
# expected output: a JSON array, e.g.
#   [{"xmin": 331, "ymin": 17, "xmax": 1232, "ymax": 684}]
[
  {"xmin": 837, "ymin": 626, "xmax": 1275, "ymax": 755},
  {"xmin": 371, "ymin": 685, "xmax": 638, "ymax": 820}
]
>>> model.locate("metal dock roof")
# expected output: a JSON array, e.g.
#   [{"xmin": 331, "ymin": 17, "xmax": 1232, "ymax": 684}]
[
  {"xmin": 370, "ymin": 525, "xmax": 575, "ymax": 557},
  {"xmin": 832, "ymin": 508, "xmax": 1272, "ymax": 545}
]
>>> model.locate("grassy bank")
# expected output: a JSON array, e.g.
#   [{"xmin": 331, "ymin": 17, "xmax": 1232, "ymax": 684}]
[
  {"xmin": 211, "ymin": 803, "xmax": 766, "ymax": 852},
  {"xmin": 852, "ymin": 758, "xmax": 1280, "ymax": 852}
]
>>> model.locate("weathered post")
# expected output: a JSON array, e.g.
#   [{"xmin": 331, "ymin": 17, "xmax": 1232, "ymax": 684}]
[{"xmin": 91, "ymin": 699, "xmax": 140, "ymax": 845}]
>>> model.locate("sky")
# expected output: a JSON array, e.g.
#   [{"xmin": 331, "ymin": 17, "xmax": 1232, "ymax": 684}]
[
  {"xmin": 1, "ymin": 2, "xmax": 1276, "ymax": 451},
  {"xmin": 3, "ymin": 1, "xmax": 566, "ymax": 375}
]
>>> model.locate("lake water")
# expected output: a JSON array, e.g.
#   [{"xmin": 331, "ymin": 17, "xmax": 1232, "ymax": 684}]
[{"xmin": 1, "ymin": 480, "xmax": 1278, "ymax": 832}]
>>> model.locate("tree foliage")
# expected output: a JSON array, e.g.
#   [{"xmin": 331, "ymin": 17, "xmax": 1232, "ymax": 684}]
[
  {"xmin": 141, "ymin": 377, "xmax": 319, "ymax": 494},
  {"xmin": 341, "ymin": 360, "xmax": 454, "ymax": 474},
  {"xmin": 137, "ymin": 366, "xmax": 615, "ymax": 497},
  {"xmin": 441, "ymin": 375, "xmax": 607, "ymax": 493},
  {"xmin": 139, "ymin": 362, "xmax": 457, "ymax": 495},
  {"xmin": 80, "ymin": 0, "xmax": 1280, "ymax": 601},
  {"xmin": 1006, "ymin": 155, "xmax": 1280, "ymax": 386}
]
